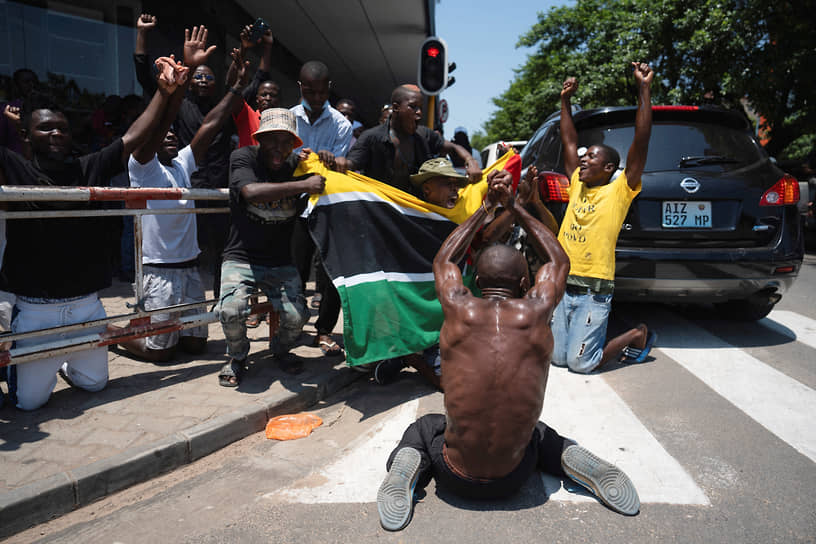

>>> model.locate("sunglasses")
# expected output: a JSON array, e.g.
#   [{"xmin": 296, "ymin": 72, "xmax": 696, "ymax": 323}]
[{"xmin": 193, "ymin": 74, "xmax": 215, "ymax": 81}]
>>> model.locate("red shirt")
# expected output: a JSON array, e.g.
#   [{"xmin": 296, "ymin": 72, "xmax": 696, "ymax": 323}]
[{"xmin": 233, "ymin": 101, "xmax": 260, "ymax": 148}]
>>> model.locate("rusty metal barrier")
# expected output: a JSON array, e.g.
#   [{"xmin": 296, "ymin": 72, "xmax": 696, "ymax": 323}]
[{"xmin": 0, "ymin": 185, "xmax": 276, "ymax": 368}]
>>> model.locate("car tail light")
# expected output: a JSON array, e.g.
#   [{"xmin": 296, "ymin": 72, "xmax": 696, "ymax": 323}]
[
  {"xmin": 760, "ymin": 174, "xmax": 800, "ymax": 206},
  {"xmin": 774, "ymin": 266, "xmax": 795, "ymax": 274},
  {"xmin": 539, "ymin": 172, "xmax": 570, "ymax": 202},
  {"xmin": 652, "ymin": 105, "xmax": 700, "ymax": 111}
]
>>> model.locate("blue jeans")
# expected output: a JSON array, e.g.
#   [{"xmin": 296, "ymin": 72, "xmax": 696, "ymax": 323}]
[
  {"xmin": 551, "ymin": 288, "xmax": 613, "ymax": 374},
  {"xmin": 217, "ymin": 260, "xmax": 309, "ymax": 360}
]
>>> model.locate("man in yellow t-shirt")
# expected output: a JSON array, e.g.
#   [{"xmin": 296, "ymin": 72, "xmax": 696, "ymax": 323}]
[{"xmin": 551, "ymin": 63, "xmax": 658, "ymax": 374}]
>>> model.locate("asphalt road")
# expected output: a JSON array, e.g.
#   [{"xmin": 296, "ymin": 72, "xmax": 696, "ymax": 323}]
[{"xmin": 10, "ymin": 251, "xmax": 816, "ymax": 544}]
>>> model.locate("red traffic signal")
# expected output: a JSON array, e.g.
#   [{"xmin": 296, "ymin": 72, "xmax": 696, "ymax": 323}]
[{"xmin": 418, "ymin": 37, "xmax": 448, "ymax": 95}]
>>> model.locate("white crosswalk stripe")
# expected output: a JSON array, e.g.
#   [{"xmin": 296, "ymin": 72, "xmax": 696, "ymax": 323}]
[
  {"xmin": 273, "ymin": 398, "xmax": 420, "ymax": 504},
  {"xmin": 655, "ymin": 309, "xmax": 816, "ymax": 463},
  {"xmin": 266, "ymin": 308, "xmax": 815, "ymax": 507},
  {"xmin": 762, "ymin": 310, "xmax": 816, "ymax": 351},
  {"xmin": 539, "ymin": 366, "xmax": 708, "ymax": 504}
]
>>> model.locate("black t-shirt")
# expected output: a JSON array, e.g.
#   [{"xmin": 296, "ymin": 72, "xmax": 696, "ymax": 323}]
[
  {"xmin": 346, "ymin": 120, "xmax": 444, "ymax": 194},
  {"xmin": 175, "ymin": 97, "xmax": 234, "ymax": 190},
  {"xmin": 223, "ymin": 147, "xmax": 307, "ymax": 266},
  {"xmin": 0, "ymin": 139, "xmax": 125, "ymax": 298}
]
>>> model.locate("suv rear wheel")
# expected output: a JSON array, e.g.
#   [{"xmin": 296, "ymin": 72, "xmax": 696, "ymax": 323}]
[{"xmin": 714, "ymin": 290, "xmax": 781, "ymax": 321}]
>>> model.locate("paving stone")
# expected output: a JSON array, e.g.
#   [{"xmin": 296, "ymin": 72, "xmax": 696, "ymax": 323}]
[{"xmin": 0, "ymin": 281, "xmax": 354, "ymax": 537}]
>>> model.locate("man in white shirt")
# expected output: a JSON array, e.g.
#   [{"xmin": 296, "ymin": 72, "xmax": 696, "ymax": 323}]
[{"xmin": 120, "ymin": 46, "xmax": 250, "ymax": 361}]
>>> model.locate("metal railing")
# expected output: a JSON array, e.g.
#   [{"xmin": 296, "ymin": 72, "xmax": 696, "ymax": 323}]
[{"xmin": 0, "ymin": 185, "xmax": 272, "ymax": 368}]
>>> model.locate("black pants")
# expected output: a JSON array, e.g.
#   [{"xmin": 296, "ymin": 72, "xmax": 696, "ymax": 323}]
[
  {"xmin": 291, "ymin": 218, "xmax": 341, "ymax": 336},
  {"xmin": 387, "ymin": 414, "xmax": 568, "ymax": 500}
]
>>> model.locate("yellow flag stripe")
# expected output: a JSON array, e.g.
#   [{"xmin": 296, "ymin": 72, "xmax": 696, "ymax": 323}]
[{"xmin": 296, "ymin": 150, "xmax": 517, "ymax": 225}]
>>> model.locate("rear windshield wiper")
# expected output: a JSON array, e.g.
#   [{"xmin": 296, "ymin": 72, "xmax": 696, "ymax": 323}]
[{"xmin": 678, "ymin": 155, "xmax": 741, "ymax": 167}]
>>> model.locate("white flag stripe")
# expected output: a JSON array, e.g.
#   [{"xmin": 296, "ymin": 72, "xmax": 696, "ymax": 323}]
[
  {"xmin": 272, "ymin": 399, "xmax": 420, "ymax": 504},
  {"xmin": 656, "ymin": 312, "xmax": 816, "ymax": 463},
  {"xmin": 540, "ymin": 366, "xmax": 709, "ymax": 505},
  {"xmin": 304, "ymin": 190, "xmax": 451, "ymax": 222},
  {"xmin": 762, "ymin": 310, "xmax": 816, "ymax": 351},
  {"xmin": 334, "ymin": 271, "xmax": 435, "ymax": 289}
]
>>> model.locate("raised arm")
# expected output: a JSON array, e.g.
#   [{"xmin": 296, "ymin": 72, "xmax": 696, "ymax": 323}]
[
  {"xmin": 519, "ymin": 166, "xmax": 559, "ymax": 234},
  {"xmin": 506, "ymin": 185, "xmax": 569, "ymax": 305},
  {"xmin": 440, "ymin": 139, "xmax": 482, "ymax": 183},
  {"xmin": 133, "ymin": 13, "xmax": 158, "ymax": 96},
  {"xmin": 131, "ymin": 26, "xmax": 216, "ymax": 164},
  {"xmin": 478, "ymin": 165, "xmax": 559, "ymax": 246},
  {"xmin": 120, "ymin": 68, "xmax": 178, "ymax": 162},
  {"xmin": 623, "ymin": 62, "xmax": 654, "ymax": 189},
  {"xmin": 559, "ymin": 76, "xmax": 579, "ymax": 176},
  {"xmin": 242, "ymin": 28, "xmax": 275, "ymax": 104},
  {"xmin": 226, "ymin": 26, "xmax": 252, "ymax": 91},
  {"xmin": 130, "ymin": 56, "xmax": 188, "ymax": 164},
  {"xmin": 433, "ymin": 169, "xmax": 509, "ymax": 304},
  {"xmin": 191, "ymin": 48, "xmax": 248, "ymax": 164}
]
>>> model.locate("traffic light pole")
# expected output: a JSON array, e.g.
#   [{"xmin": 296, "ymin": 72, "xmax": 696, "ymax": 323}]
[{"xmin": 426, "ymin": 95, "xmax": 435, "ymax": 129}]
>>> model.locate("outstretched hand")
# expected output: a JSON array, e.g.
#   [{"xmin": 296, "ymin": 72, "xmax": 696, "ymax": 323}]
[
  {"xmin": 229, "ymin": 48, "xmax": 250, "ymax": 86},
  {"xmin": 155, "ymin": 55, "xmax": 189, "ymax": 95},
  {"xmin": 137, "ymin": 13, "xmax": 157, "ymax": 31},
  {"xmin": 518, "ymin": 166, "xmax": 541, "ymax": 205},
  {"xmin": 561, "ymin": 76, "xmax": 578, "ymax": 99},
  {"xmin": 632, "ymin": 62, "xmax": 653, "ymax": 87},
  {"xmin": 239, "ymin": 25, "xmax": 254, "ymax": 50},
  {"xmin": 485, "ymin": 169, "xmax": 513, "ymax": 211},
  {"xmin": 184, "ymin": 26, "xmax": 217, "ymax": 68}
]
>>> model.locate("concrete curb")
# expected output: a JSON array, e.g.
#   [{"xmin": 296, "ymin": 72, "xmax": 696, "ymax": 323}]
[{"xmin": 0, "ymin": 365, "xmax": 362, "ymax": 539}]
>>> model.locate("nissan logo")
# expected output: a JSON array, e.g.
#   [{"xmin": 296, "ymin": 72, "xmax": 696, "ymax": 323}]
[{"xmin": 680, "ymin": 177, "xmax": 700, "ymax": 193}]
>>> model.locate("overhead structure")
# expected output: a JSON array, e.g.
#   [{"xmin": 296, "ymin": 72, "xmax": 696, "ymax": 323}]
[{"xmin": 235, "ymin": 0, "xmax": 435, "ymax": 124}]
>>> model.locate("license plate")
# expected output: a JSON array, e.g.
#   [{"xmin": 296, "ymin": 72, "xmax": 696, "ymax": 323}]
[{"xmin": 662, "ymin": 201, "xmax": 712, "ymax": 228}]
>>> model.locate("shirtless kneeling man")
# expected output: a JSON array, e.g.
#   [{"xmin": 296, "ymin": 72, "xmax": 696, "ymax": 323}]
[{"xmin": 376, "ymin": 170, "xmax": 640, "ymax": 531}]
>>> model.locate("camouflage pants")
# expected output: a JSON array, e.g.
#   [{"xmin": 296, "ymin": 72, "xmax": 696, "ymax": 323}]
[{"xmin": 217, "ymin": 260, "xmax": 309, "ymax": 360}]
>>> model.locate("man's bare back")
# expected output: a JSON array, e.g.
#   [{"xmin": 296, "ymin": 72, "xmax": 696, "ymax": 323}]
[
  {"xmin": 441, "ymin": 294, "xmax": 554, "ymax": 477},
  {"xmin": 433, "ymin": 170, "xmax": 568, "ymax": 478}
]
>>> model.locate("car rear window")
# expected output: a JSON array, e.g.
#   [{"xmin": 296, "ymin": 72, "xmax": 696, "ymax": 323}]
[{"xmin": 576, "ymin": 122, "xmax": 764, "ymax": 172}]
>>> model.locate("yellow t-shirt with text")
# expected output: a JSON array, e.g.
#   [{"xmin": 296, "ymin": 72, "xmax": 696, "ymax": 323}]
[{"xmin": 557, "ymin": 168, "xmax": 641, "ymax": 281}]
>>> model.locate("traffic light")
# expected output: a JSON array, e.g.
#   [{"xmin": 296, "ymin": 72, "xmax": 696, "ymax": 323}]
[{"xmin": 418, "ymin": 37, "xmax": 448, "ymax": 95}]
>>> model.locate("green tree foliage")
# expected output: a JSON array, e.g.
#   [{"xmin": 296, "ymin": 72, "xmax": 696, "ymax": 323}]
[{"xmin": 482, "ymin": 0, "xmax": 815, "ymax": 158}]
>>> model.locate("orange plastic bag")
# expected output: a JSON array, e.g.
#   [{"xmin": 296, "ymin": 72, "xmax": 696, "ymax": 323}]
[{"xmin": 265, "ymin": 413, "xmax": 323, "ymax": 440}]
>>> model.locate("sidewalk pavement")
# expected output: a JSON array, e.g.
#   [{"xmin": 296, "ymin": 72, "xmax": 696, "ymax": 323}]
[{"xmin": 0, "ymin": 277, "xmax": 361, "ymax": 538}]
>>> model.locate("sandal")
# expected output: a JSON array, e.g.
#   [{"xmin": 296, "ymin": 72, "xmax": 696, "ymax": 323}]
[
  {"xmin": 621, "ymin": 330, "xmax": 658, "ymax": 364},
  {"xmin": 218, "ymin": 358, "xmax": 246, "ymax": 387},
  {"xmin": 317, "ymin": 335, "xmax": 344, "ymax": 357},
  {"xmin": 246, "ymin": 313, "xmax": 264, "ymax": 328}
]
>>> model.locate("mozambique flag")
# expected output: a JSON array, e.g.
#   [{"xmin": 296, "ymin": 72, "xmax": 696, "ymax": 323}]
[{"xmin": 296, "ymin": 151, "xmax": 520, "ymax": 366}]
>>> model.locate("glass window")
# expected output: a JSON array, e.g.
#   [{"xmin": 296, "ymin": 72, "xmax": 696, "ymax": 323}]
[{"xmin": 576, "ymin": 122, "xmax": 763, "ymax": 172}]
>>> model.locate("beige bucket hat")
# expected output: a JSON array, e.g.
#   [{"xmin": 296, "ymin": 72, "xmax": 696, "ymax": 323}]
[{"xmin": 252, "ymin": 108, "xmax": 303, "ymax": 148}]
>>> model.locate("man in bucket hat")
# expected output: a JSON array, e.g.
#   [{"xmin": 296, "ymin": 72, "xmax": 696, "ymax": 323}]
[
  {"xmin": 216, "ymin": 108, "xmax": 323, "ymax": 386},
  {"xmin": 371, "ymin": 158, "xmax": 473, "ymax": 388},
  {"xmin": 410, "ymin": 157, "xmax": 470, "ymax": 209}
]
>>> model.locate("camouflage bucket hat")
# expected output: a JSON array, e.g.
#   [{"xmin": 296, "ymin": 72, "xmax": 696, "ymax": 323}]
[{"xmin": 409, "ymin": 157, "xmax": 469, "ymax": 188}]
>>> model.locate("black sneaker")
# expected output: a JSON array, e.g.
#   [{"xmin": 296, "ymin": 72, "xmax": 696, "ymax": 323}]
[
  {"xmin": 374, "ymin": 359, "xmax": 405, "ymax": 385},
  {"xmin": 377, "ymin": 447, "xmax": 422, "ymax": 531}
]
